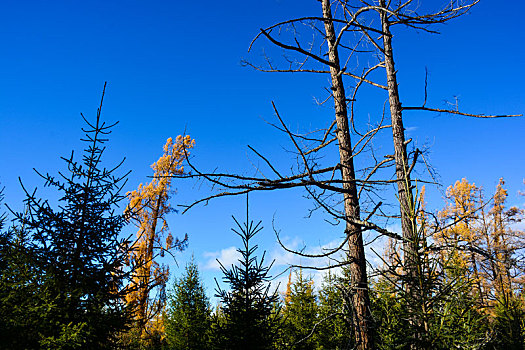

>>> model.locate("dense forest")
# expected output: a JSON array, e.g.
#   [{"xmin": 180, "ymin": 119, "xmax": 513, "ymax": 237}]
[{"xmin": 1, "ymin": 0, "xmax": 524, "ymax": 349}]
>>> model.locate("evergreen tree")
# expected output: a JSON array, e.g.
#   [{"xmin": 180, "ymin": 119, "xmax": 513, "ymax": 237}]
[
  {"xmin": 370, "ymin": 276, "xmax": 409, "ymax": 349},
  {"xmin": 490, "ymin": 296, "xmax": 525, "ymax": 350},
  {"xmin": 165, "ymin": 257, "xmax": 211, "ymax": 350},
  {"xmin": 371, "ymin": 260, "xmax": 490, "ymax": 350},
  {"xmin": 213, "ymin": 209, "xmax": 281, "ymax": 350},
  {"xmin": 0, "ymin": 190, "xmax": 48, "ymax": 349},
  {"xmin": 209, "ymin": 304, "xmax": 228, "ymax": 349},
  {"xmin": 281, "ymin": 269, "xmax": 319, "ymax": 350},
  {"xmin": 10, "ymin": 84, "xmax": 131, "ymax": 349},
  {"xmin": 0, "ymin": 223, "xmax": 45, "ymax": 349},
  {"xmin": 317, "ymin": 269, "xmax": 354, "ymax": 349}
]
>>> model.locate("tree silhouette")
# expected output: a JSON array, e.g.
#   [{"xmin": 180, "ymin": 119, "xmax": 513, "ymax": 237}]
[
  {"xmin": 11, "ymin": 83, "xmax": 132, "ymax": 349},
  {"xmin": 213, "ymin": 202, "xmax": 281, "ymax": 350}
]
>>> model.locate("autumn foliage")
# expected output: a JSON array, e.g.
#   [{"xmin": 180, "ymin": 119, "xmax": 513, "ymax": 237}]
[{"xmin": 124, "ymin": 135, "xmax": 195, "ymax": 344}]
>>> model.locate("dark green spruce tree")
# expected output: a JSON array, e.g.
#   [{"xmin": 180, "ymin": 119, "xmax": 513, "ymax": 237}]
[
  {"xmin": 0, "ymin": 188, "xmax": 43, "ymax": 349},
  {"xmin": 212, "ymin": 205, "xmax": 281, "ymax": 350},
  {"xmin": 281, "ymin": 269, "xmax": 319, "ymax": 350},
  {"xmin": 165, "ymin": 256, "xmax": 211, "ymax": 350},
  {"xmin": 317, "ymin": 268, "xmax": 354, "ymax": 349},
  {"xmin": 10, "ymin": 83, "xmax": 132, "ymax": 349},
  {"xmin": 0, "ymin": 215, "xmax": 47, "ymax": 349}
]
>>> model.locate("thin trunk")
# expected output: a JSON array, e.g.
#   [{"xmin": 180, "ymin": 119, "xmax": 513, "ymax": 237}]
[
  {"xmin": 470, "ymin": 248, "xmax": 484, "ymax": 302},
  {"xmin": 466, "ymin": 219, "xmax": 484, "ymax": 305},
  {"xmin": 493, "ymin": 204, "xmax": 512, "ymax": 303},
  {"xmin": 322, "ymin": 1, "xmax": 373, "ymax": 349},
  {"xmin": 483, "ymin": 216, "xmax": 501, "ymax": 305},
  {"xmin": 379, "ymin": 2, "xmax": 422, "ymax": 347},
  {"xmin": 379, "ymin": 0, "xmax": 417, "ymax": 276},
  {"xmin": 138, "ymin": 193, "xmax": 163, "ymax": 337}
]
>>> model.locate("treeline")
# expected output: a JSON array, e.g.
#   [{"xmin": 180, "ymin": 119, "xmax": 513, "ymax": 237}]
[
  {"xmin": 134, "ymin": 177, "xmax": 525, "ymax": 350},
  {"xmin": 161, "ymin": 178, "xmax": 525, "ymax": 350},
  {"xmin": 0, "ymin": 91, "xmax": 524, "ymax": 349}
]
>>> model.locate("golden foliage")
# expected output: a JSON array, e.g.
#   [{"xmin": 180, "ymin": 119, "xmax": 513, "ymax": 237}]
[
  {"xmin": 436, "ymin": 178, "xmax": 482, "ymax": 270},
  {"xmin": 124, "ymin": 135, "xmax": 195, "ymax": 343},
  {"xmin": 284, "ymin": 271, "xmax": 293, "ymax": 305},
  {"xmin": 436, "ymin": 178, "xmax": 525, "ymax": 311}
]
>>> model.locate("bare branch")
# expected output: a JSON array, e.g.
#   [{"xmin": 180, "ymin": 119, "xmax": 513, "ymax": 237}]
[{"xmin": 402, "ymin": 106, "xmax": 522, "ymax": 118}]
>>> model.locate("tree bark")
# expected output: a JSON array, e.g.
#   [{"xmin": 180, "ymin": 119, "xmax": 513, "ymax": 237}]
[
  {"xmin": 379, "ymin": 2, "xmax": 423, "ymax": 347},
  {"xmin": 379, "ymin": 0, "xmax": 418, "ymax": 275},
  {"xmin": 321, "ymin": 1, "xmax": 373, "ymax": 349},
  {"xmin": 137, "ymin": 193, "xmax": 162, "ymax": 337}
]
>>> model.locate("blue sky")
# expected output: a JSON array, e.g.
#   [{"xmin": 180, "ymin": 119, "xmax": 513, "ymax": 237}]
[{"xmin": 1, "ymin": 0, "xmax": 524, "ymax": 298}]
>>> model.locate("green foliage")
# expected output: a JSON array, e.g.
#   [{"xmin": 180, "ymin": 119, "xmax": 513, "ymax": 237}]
[
  {"xmin": 489, "ymin": 297, "xmax": 525, "ymax": 350},
  {"xmin": 0, "ymin": 224, "xmax": 45, "ymax": 349},
  {"xmin": 213, "ymin": 214, "xmax": 281, "ymax": 350},
  {"xmin": 371, "ymin": 255, "xmax": 490, "ymax": 349},
  {"xmin": 6, "ymin": 86, "xmax": 132, "ymax": 349},
  {"xmin": 428, "ymin": 277, "xmax": 489, "ymax": 349},
  {"xmin": 165, "ymin": 257, "xmax": 211, "ymax": 350},
  {"xmin": 209, "ymin": 305, "xmax": 228, "ymax": 349},
  {"xmin": 281, "ymin": 269, "xmax": 319, "ymax": 350},
  {"xmin": 316, "ymin": 269, "xmax": 354, "ymax": 349},
  {"xmin": 370, "ymin": 277, "xmax": 409, "ymax": 349}
]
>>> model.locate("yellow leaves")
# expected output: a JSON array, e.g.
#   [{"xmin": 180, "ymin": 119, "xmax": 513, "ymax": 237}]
[
  {"xmin": 152, "ymin": 135, "xmax": 194, "ymax": 177},
  {"xmin": 124, "ymin": 135, "xmax": 195, "ymax": 341},
  {"xmin": 145, "ymin": 314, "xmax": 166, "ymax": 343},
  {"xmin": 284, "ymin": 271, "xmax": 292, "ymax": 305},
  {"xmin": 491, "ymin": 178, "xmax": 507, "ymax": 216},
  {"xmin": 436, "ymin": 177, "xmax": 525, "ymax": 306},
  {"xmin": 435, "ymin": 178, "xmax": 483, "ymax": 280},
  {"xmin": 439, "ymin": 178, "xmax": 480, "ymax": 221},
  {"xmin": 437, "ymin": 178, "xmax": 482, "ymax": 242},
  {"xmin": 166, "ymin": 233, "xmax": 173, "ymax": 250}
]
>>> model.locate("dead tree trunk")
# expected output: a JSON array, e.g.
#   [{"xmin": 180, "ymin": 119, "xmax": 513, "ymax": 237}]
[
  {"xmin": 379, "ymin": 1, "xmax": 423, "ymax": 346},
  {"xmin": 322, "ymin": 1, "xmax": 373, "ymax": 348},
  {"xmin": 174, "ymin": 1, "xmax": 517, "ymax": 348},
  {"xmin": 379, "ymin": 0, "xmax": 417, "ymax": 276}
]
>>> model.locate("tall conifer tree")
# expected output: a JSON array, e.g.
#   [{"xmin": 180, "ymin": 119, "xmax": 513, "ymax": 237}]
[
  {"xmin": 213, "ymin": 204, "xmax": 281, "ymax": 350},
  {"xmin": 125, "ymin": 135, "xmax": 194, "ymax": 344},
  {"xmin": 281, "ymin": 269, "xmax": 319, "ymax": 350},
  {"xmin": 11, "ymin": 84, "xmax": 131, "ymax": 349},
  {"xmin": 317, "ymin": 269, "xmax": 354, "ymax": 349},
  {"xmin": 165, "ymin": 257, "xmax": 211, "ymax": 350}
]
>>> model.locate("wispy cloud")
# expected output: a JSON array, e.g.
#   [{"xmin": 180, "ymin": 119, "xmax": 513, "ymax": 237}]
[
  {"xmin": 202, "ymin": 246, "xmax": 240, "ymax": 270},
  {"xmin": 267, "ymin": 236, "xmax": 348, "ymax": 295},
  {"xmin": 203, "ymin": 227, "xmax": 399, "ymax": 297},
  {"xmin": 405, "ymin": 126, "xmax": 418, "ymax": 134}
]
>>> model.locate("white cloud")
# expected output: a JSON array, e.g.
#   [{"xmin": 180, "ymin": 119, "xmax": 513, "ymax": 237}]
[
  {"xmin": 267, "ymin": 236, "xmax": 349, "ymax": 295},
  {"xmin": 203, "ymin": 228, "xmax": 399, "ymax": 298},
  {"xmin": 202, "ymin": 246, "xmax": 241, "ymax": 271}
]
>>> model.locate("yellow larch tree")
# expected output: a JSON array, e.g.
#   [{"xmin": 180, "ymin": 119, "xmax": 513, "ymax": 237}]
[
  {"xmin": 487, "ymin": 178, "xmax": 520, "ymax": 304},
  {"xmin": 436, "ymin": 178, "xmax": 524, "ymax": 311},
  {"xmin": 284, "ymin": 271, "xmax": 293, "ymax": 305},
  {"xmin": 466, "ymin": 178, "xmax": 524, "ymax": 308},
  {"xmin": 436, "ymin": 179, "xmax": 484, "ymax": 298},
  {"xmin": 125, "ymin": 135, "xmax": 195, "ymax": 344}
]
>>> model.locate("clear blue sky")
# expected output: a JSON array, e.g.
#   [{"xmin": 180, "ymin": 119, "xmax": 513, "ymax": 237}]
[{"xmin": 1, "ymin": 0, "xmax": 524, "ymax": 296}]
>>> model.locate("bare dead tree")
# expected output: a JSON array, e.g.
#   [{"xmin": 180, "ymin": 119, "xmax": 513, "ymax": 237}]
[{"xmin": 173, "ymin": 1, "xmax": 520, "ymax": 349}]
